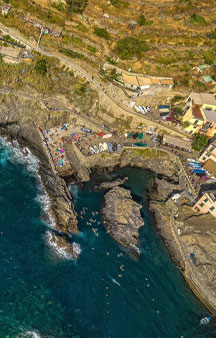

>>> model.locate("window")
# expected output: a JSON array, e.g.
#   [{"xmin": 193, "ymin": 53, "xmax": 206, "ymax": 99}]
[
  {"xmin": 204, "ymin": 198, "xmax": 209, "ymax": 203},
  {"xmin": 210, "ymin": 147, "xmax": 215, "ymax": 152},
  {"xmin": 199, "ymin": 203, "xmax": 204, "ymax": 207},
  {"xmin": 210, "ymin": 206, "xmax": 215, "ymax": 211},
  {"xmin": 202, "ymin": 156, "xmax": 206, "ymax": 161}
]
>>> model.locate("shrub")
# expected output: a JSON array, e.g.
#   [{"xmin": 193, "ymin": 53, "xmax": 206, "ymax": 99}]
[
  {"xmin": 35, "ymin": 58, "xmax": 47, "ymax": 75},
  {"xmin": 94, "ymin": 27, "xmax": 110, "ymax": 40},
  {"xmin": 106, "ymin": 56, "xmax": 117, "ymax": 65},
  {"xmin": 116, "ymin": 37, "xmax": 149, "ymax": 60},
  {"xmin": 192, "ymin": 133, "xmax": 208, "ymax": 152},
  {"xmin": 87, "ymin": 45, "xmax": 97, "ymax": 54},
  {"xmin": 190, "ymin": 14, "xmax": 207, "ymax": 25},
  {"xmin": 110, "ymin": 0, "xmax": 129, "ymax": 9},
  {"xmin": 138, "ymin": 15, "xmax": 146, "ymax": 26},
  {"xmin": 208, "ymin": 28, "xmax": 216, "ymax": 39},
  {"xmin": 65, "ymin": 0, "xmax": 87, "ymax": 13},
  {"xmin": 59, "ymin": 48, "xmax": 84, "ymax": 59},
  {"xmin": 51, "ymin": 2, "xmax": 65, "ymax": 11}
]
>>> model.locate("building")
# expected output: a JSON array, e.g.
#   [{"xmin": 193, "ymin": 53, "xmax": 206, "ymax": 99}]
[
  {"xmin": 183, "ymin": 92, "xmax": 216, "ymax": 136},
  {"xmin": 203, "ymin": 159, "xmax": 216, "ymax": 177},
  {"xmin": 199, "ymin": 139, "xmax": 216, "ymax": 163},
  {"xmin": 1, "ymin": 4, "xmax": 12, "ymax": 16},
  {"xmin": 193, "ymin": 191, "xmax": 216, "ymax": 217},
  {"xmin": 18, "ymin": 50, "xmax": 34, "ymax": 62},
  {"xmin": 121, "ymin": 72, "xmax": 173, "ymax": 91},
  {"xmin": 162, "ymin": 134, "xmax": 192, "ymax": 152}
]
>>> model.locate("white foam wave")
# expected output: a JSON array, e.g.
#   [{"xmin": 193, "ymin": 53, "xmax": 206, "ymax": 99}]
[
  {"xmin": 46, "ymin": 231, "xmax": 81, "ymax": 261},
  {"xmin": 18, "ymin": 330, "xmax": 42, "ymax": 338},
  {"xmin": 0, "ymin": 137, "xmax": 39, "ymax": 175}
]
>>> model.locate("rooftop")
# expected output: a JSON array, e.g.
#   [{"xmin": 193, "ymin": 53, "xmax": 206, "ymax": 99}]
[
  {"xmin": 203, "ymin": 159, "xmax": 216, "ymax": 177},
  {"xmin": 162, "ymin": 134, "xmax": 192, "ymax": 151},
  {"xmin": 192, "ymin": 104, "xmax": 204, "ymax": 120},
  {"xmin": 191, "ymin": 92, "xmax": 216, "ymax": 106}
]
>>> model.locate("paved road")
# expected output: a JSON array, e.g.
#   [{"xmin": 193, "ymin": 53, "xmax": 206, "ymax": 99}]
[{"xmin": 0, "ymin": 22, "xmax": 190, "ymax": 139}]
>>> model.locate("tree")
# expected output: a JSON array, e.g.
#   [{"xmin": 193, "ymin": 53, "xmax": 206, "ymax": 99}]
[
  {"xmin": 173, "ymin": 106, "xmax": 183, "ymax": 115},
  {"xmin": 65, "ymin": 0, "xmax": 87, "ymax": 13},
  {"xmin": 192, "ymin": 133, "xmax": 208, "ymax": 152},
  {"xmin": 116, "ymin": 37, "xmax": 149, "ymax": 60},
  {"xmin": 183, "ymin": 121, "xmax": 190, "ymax": 129},
  {"xmin": 35, "ymin": 58, "xmax": 48, "ymax": 75}
]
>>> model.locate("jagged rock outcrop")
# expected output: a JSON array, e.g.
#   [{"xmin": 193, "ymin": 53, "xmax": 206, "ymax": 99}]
[
  {"xmin": 94, "ymin": 177, "xmax": 128, "ymax": 190},
  {"xmin": 48, "ymin": 232, "xmax": 81, "ymax": 260},
  {"xmin": 102, "ymin": 186, "xmax": 144, "ymax": 255}
]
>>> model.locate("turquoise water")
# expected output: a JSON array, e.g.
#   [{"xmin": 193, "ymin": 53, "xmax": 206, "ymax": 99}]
[{"xmin": 0, "ymin": 138, "xmax": 215, "ymax": 338}]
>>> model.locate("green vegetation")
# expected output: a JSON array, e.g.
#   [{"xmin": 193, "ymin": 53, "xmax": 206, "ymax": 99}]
[
  {"xmin": 173, "ymin": 106, "xmax": 183, "ymax": 115},
  {"xmin": 35, "ymin": 58, "xmax": 48, "ymax": 75},
  {"xmin": 110, "ymin": 0, "xmax": 129, "ymax": 9},
  {"xmin": 190, "ymin": 14, "xmax": 207, "ymax": 25},
  {"xmin": 171, "ymin": 95, "xmax": 184, "ymax": 104},
  {"xmin": 116, "ymin": 37, "xmax": 149, "ymax": 60},
  {"xmin": 192, "ymin": 133, "xmax": 208, "ymax": 152},
  {"xmin": 183, "ymin": 121, "xmax": 190, "ymax": 128},
  {"xmin": 51, "ymin": 2, "xmax": 65, "ymax": 11},
  {"xmin": 87, "ymin": 45, "xmax": 97, "ymax": 54},
  {"xmin": 209, "ymin": 28, "xmax": 216, "ymax": 39},
  {"xmin": 65, "ymin": 0, "xmax": 88, "ymax": 13},
  {"xmin": 59, "ymin": 48, "xmax": 84, "ymax": 59},
  {"xmin": 94, "ymin": 27, "xmax": 110, "ymax": 40},
  {"xmin": 106, "ymin": 56, "xmax": 117, "ymax": 65},
  {"xmin": 138, "ymin": 15, "xmax": 153, "ymax": 26},
  {"xmin": 74, "ymin": 82, "xmax": 87, "ymax": 95},
  {"xmin": 3, "ymin": 0, "xmax": 9, "ymax": 3}
]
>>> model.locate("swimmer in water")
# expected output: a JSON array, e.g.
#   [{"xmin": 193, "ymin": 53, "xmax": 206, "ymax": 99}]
[{"xmin": 120, "ymin": 265, "xmax": 124, "ymax": 271}]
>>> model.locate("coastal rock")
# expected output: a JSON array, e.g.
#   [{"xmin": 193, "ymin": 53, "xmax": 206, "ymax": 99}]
[
  {"xmin": 95, "ymin": 177, "xmax": 128, "ymax": 190},
  {"xmin": 150, "ymin": 200, "xmax": 216, "ymax": 314},
  {"xmin": 152, "ymin": 178, "xmax": 180, "ymax": 201},
  {"xmin": 0, "ymin": 122, "xmax": 78, "ymax": 235},
  {"xmin": 49, "ymin": 232, "xmax": 81, "ymax": 259},
  {"xmin": 102, "ymin": 186, "xmax": 144, "ymax": 254}
]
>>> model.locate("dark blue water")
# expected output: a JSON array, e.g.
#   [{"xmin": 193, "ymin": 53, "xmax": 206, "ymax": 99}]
[{"xmin": 0, "ymin": 138, "xmax": 215, "ymax": 338}]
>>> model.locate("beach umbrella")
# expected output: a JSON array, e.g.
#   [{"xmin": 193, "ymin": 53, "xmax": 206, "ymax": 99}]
[
  {"xmin": 138, "ymin": 132, "xmax": 143, "ymax": 139},
  {"xmin": 133, "ymin": 132, "xmax": 139, "ymax": 139}
]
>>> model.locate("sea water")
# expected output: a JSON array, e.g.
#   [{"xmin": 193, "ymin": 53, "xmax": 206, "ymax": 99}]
[{"xmin": 0, "ymin": 138, "xmax": 215, "ymax": 338}]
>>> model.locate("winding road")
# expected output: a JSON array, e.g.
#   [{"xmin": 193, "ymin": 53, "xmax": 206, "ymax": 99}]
[{"xmin": 0, "ymin": 22, "xmax": 189, "ymax": 138}]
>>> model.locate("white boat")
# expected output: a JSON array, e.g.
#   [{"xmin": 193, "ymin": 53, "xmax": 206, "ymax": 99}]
[{"xmin": 102, "ymin": 133, "xmax": 112, "ymax": 139}]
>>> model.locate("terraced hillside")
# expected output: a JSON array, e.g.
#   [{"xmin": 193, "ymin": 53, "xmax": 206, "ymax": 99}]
[{"xmin": 1, "ymin": 0, "xmax": 216, "ymax": 90}]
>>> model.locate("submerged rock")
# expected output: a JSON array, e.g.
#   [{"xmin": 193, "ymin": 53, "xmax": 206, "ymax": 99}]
[
  {"xmin": 102, "ymin": 186, "xmax": 144, "ymax": 255},
  {"xmin": 95, "ymin": 177, "xmax": 128, "ymax": 190}
]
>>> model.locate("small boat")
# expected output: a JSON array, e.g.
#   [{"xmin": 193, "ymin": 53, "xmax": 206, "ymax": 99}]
[{"xmin": 200, "ymin": 317, "xmax": 211, "ymax": 325}]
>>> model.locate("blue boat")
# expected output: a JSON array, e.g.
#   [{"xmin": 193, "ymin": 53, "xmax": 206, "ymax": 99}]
[{"xmin": 193, "ymin": 169, "xmax": 206, "ymax": 174}]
